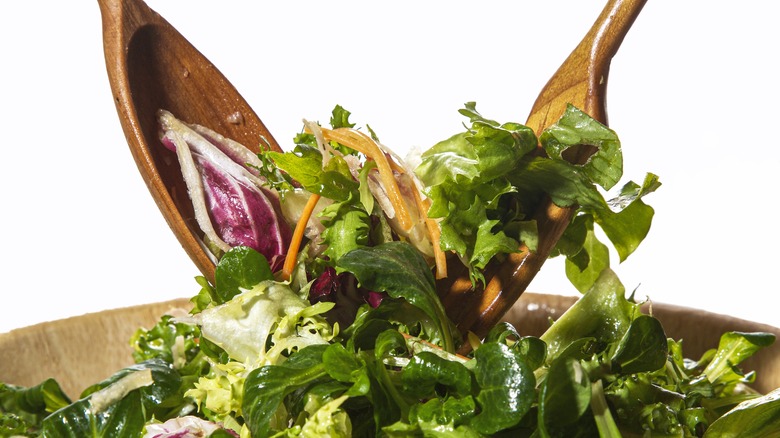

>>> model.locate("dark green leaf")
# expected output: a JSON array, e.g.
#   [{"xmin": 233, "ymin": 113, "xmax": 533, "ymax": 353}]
[
  {"xmin": 401, "ymin": 352, "xmax": 473, "ymax": 398},
  {"xmin": 323, "ymin": 343, "xmax": 370, "ymax": 397},
  {"xmin": 243, "ymin": 345, "xmax": 329, "ymax": 437},
  {"xmin": 339, "ymin": 242, "xmax": 457, "ymax": 353},
  {"xmin": 469, "ymin": 343, "xmax": 535, "ymax": 434},
  {"xmin": 539, "ymin": 357, "xmax": 591, "ymax": 428},
  {"xmin": 704, "ymin": 388, "xmax": 780, "ymax": 437},
  {"xmin": 41, "ymin": 360, "xmax": 181, "ymax": 438},
  {"xmin": 540, "ymin": 269, "xmax": 639, "ymax": 363},
  {"xmin": 703, "ymin": 331, "xmax": 776, "ymax": 386}
]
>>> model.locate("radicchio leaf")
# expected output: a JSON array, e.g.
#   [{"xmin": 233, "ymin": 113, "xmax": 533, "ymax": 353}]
[{"xmin": 157, "ymin": 110, "xmax": 292, "ymax": 271}]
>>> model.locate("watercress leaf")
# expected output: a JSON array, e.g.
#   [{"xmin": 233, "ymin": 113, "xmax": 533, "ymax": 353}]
[
  {"xmin": 366, "ymin": 343, "xmax": 409, "ymax": 431},
  {"xmin": 0, "ymin": 378, "xmax": 71, "ymax": 435},
  {"xmin": 338, "ymin": 242, "xmax": 457, "ymax": 353},
  {"xmin": 611, "ymin": 315, "xmax": 668, "ymax": 374},
  {"xmin": 539, "ymin": 357, "xmax": 591, "ymax": 428},
  {"xmin": 374, "ymin": 329, "xmax": 410, "ymax": 361},
  {"xmin": 540, "ymin": 104, "xmax": 623, "ymax": 191},
  {"xmin": 469, "ymin": 342, "xmax": 535, "ymax": 434},
  {"xmin": 346, "ymin": 300, "xmax": 444, "ymax": 351},
  {"xmin": 552, "ymin": 212, "xmax": 590, "ymax": 259},
  {"xmin": 484, "ymin": 322, "xmax": 521, "ymax": 345},
  {"xmin": 214, "ymin": 246, "xmax": 273, "ymax": 303},
  {"xmin": 401, "ymin": 352, "xmax": 473, "ymax": 399},
  {"xmin": 703, "ymin": 388, "xmax": 780, "ymax": 437}
]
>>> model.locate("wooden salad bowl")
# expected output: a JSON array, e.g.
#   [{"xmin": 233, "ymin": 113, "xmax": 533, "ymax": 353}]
[{"xmin": 1, "ymin": 295, "xmax": 778, "ymax": 400}]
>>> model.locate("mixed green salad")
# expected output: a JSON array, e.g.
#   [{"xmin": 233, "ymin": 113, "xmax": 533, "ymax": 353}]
[{"xmin": 2, "ymin": 105, "xmax": 778, "ymax": 437}]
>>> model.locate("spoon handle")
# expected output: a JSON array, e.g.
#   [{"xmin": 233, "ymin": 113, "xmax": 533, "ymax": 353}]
[
  {"xmin": 527, "ymin": 0, "xmax": 648, "ymax": 132},
  {"xmin": 443, "ymin": 0, "xmax": 648, "ymax": 344}
]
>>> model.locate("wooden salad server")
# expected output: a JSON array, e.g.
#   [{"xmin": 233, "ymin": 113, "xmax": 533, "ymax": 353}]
[
  {"xmin": 97, "ymin": 0, "xmax": 283, "ymax": 283},
  {"xmin": 440, "ymin": 0, "xmax": 648, "ymax": 342}
]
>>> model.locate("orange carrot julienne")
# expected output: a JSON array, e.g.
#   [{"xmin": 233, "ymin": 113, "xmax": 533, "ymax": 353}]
[
  {"xmin": 281, "ymin": 192, "xmax": 321, "ymax": 281},
  {"xmin": 411, "ymin": 189, "xmax": 447, "ymax": 279},
  {"xmin": 319, "ymin": 127, "xmax": 414, "ymax": 231}
]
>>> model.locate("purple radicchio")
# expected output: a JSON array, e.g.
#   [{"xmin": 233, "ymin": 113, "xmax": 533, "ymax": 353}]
[{"xmin": 157, "ymin": 110, "xmax": 291, "ymax": 270}]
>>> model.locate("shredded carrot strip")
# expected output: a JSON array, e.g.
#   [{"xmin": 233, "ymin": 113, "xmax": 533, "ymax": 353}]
[
  {"xmin": 413, "ymin": 190, "xmax": 447, "ymax": 279},
  {"xmin": 282, "ymin": 193, "xmax": 321, "ymax": 281},
  {"xmin": 319, "ymin": 127, "xmax": 413, "ymax": 231}
]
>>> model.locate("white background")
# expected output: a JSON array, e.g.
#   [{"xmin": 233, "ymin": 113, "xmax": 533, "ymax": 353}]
[{"xmin": 2, "ymin": 1, "xmax": 779, "ymax": 333}]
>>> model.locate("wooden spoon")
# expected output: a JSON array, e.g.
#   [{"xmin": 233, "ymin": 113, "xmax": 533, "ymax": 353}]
[
  {"xmin": 97, "ymin": 0, "xmax": 282, "ymax": 283},
  {"xmin": 439, "ymin": 0, "xmax": 647, "ymax": 344}
]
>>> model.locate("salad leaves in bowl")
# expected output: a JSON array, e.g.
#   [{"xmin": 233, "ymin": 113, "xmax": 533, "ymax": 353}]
[
  {"xmin": 1, "ymin": 252, "xmax": 778, "ymax": 437},
  {"xmin": 1, "ymin": 105, "xmax": 779, "ymax": 437}
]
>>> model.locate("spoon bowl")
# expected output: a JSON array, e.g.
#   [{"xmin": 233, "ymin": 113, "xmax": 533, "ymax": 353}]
[{"xmin": 98, "ymin": 0, "xmax": 282, "ymax": 282}]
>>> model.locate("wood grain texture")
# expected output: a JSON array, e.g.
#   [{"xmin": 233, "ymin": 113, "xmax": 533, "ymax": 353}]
[{"xmin": 0, "ymin": 298, "xmax": 191, "ymax": 398}]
